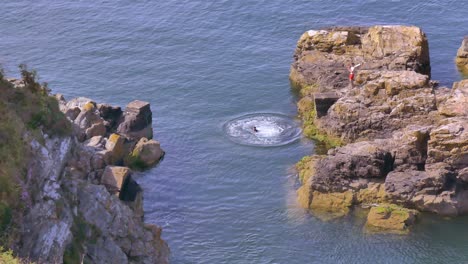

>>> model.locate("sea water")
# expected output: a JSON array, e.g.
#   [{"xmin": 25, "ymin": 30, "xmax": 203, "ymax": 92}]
[{"xmin": 1, "ymin": 1, "xmax": 467, "ymax": 263}]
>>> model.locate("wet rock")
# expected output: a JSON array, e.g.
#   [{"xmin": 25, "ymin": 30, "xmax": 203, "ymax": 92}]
[
  {"xmin": 309, "ymin": 190, "xmax": 354, "ymax": 219},
  {"xmin": 365, "ymin": 204, "xmax": 418, "ymax": 233},
  {"xmin": 117, "ymin": 100, "xmax": 153, "ymax": 141}
]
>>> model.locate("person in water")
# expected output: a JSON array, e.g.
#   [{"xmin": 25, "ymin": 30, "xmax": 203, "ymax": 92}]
[
  {"xmin": 348, "ymin": 62, "xmax": 361, "ymax": 87},
  {"xmin": 253, "ymin": 126, "xmax": 259, "ymax": 133}
]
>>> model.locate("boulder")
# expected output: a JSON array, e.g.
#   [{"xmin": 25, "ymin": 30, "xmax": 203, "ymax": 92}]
[
  {"xmin": 126, "ymin": 138, "xmax": 164, "ymax": 170},
  {"xmin": 117, "ymin": 100, "xmax": 153, "ymax": 141},
  {"xmin": 105, "ymin": 133, "xmax": 126, "ymax": 165},
  {"xmin": 456, "ymin": 36, "xmax": 468, "ymax": 74},
  {"xmin": 101, "ymin": 166, "xmax": 131, "ymax": 195},
  {"xmin": 365, "ymin": 204, "xmax": 418, "ymax": 233}
]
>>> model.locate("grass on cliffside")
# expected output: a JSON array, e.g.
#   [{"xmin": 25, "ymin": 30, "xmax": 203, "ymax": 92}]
[{"xmin": 0, "ymin": 65, "xmax": 71, "ymax": 247}]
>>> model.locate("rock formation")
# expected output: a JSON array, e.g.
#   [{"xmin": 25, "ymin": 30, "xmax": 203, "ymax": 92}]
[
  {"xmin": 291, "ymin": 25, "xmax": 467, "ymax": 233},
  {"xmin": 456, "ymin": 36, "xmax": 468, "ymax": 75},
  {"xmin": 0, "ymin": 71, "xmax": 169, "ymax": 263}
]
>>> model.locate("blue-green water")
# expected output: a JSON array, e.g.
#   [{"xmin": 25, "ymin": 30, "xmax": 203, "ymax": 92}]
[{"xmin": 1, "ymin": 1, "xmax": 468, "ymax": 263}]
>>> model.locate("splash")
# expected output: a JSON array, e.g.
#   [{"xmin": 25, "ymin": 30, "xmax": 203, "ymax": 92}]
[{"xmin": 224, "ymin": 113, "xmax": 302, "ymax": 147}]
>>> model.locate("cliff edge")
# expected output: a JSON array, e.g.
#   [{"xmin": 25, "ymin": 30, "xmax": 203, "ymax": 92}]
[{"xmin": 0, "ymin": 66, "xmax": 169, "ymax": 263}]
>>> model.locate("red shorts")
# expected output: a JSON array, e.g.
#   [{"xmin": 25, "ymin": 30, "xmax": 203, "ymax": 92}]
[{"xmin": 349, "ymin": 73, "xmax": 354, "ymax": 81}]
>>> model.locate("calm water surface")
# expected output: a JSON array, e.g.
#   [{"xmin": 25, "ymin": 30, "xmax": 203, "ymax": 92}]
[{"xmin": 1, "ymin": 1, "xmax": 467, "ymax": 263}]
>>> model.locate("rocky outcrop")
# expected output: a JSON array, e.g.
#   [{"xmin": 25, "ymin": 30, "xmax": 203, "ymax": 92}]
[
  {"xmin": 456, "ymin": 36, "xmax": 468, "ymax": 75},
  {"xmin": 291, "ymin": 25, "xmax": 430, "ymax": 92},
  {"xmin": 3, "ymin": 76, "xmax": 169, "ymax": 263},
  {"xmin": 292, "ymin": 25, "xmax": 468, "ymax": 231}
]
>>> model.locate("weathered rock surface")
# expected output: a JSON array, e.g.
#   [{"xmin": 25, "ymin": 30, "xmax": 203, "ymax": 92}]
[
  {"xmin": 291, "ymin": 25, "xmax": 430, "ymax": 91},
  {"xmin": 456, "ymin": 36, "xmax": 468, "ymax": 75},
  {"xmin": 292, "ymin": 25, "xmax": 468, "ymax": 231},
  {"xmin": 10, "ymin": 88, "xmax": 169, "ymax": 263}
]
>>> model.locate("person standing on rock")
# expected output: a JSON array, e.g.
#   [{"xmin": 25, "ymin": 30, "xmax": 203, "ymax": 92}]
[{"xmin": 348, "ymin": 62, "xmax": 361, "ymax": 87}]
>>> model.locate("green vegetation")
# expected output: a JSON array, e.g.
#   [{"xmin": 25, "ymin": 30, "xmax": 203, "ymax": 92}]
[
  {"xmin": 63, "ymin": 215, "xmax": 101, "ymax": 264},
  {"xmin": 296, "ymin": 156, "xmax": 313, "ymax": 183},
  {"xmin": 0, "ymin": 65, "xmax": 72, "ymax": 252},
  {"xmin": 301, "ymin": 107, "xmax": 343, "ymax": 154},
  {"xmin": 0, "ymin": 247, "xmax": 20, "ymax": 264}
]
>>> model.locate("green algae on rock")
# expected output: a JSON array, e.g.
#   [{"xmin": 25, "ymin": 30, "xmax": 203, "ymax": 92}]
[{"xmin": 365, "ymin": 204, "xmax": 418, "ymax": 234}]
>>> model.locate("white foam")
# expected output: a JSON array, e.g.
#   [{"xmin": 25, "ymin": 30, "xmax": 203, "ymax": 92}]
[{"xmin": 224, "ymin": 113, "xmax": 302, "ymax": 147}]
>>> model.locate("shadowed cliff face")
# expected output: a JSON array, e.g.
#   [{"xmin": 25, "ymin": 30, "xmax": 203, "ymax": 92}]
[
  {"xmin": 291, "ymin": 25, "xmax": 468, "ymax": 233},
  {"xmin": 0, "ymin": 69, "xmax": 169, "ymax": 263}
]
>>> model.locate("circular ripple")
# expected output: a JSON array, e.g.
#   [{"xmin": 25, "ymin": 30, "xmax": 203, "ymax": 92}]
[{"xmin": 223, "ymin": 113, "xmax": 302, "ymax": 147}]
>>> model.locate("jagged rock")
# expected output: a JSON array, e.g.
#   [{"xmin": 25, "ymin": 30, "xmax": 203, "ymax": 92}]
[
  {"xmin": 456, "ymin": 36, "xmax": 468, "ymax": 74},
  {"xmin": 126, "ymin": 138, "xmax": 164, "ymax": 169},
  {"xmin": 78, "ymin": 184, "xmax": 169, "ymax": 263},
  {"xmin": 101, "ymin": 166, "xmax": 131, "ymax": 195},
  {"xmin": 117, "ymin": 100, "xmax": 153, "ymax": 141},
  {"xmin": 17, "ymin": 137, "xmax": 74, "ymax": 262},
  {"xmin": 365, "ymin": 204, "xmax": 418, "ymax": 233}
]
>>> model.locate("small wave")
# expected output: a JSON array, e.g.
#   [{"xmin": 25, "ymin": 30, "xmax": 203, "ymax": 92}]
[{"xmin": 223, "ymin": 113, "xmax": 302, "ymax": 147}]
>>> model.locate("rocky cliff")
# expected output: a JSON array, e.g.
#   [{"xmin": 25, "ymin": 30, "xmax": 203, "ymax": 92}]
[
  {"xmin": 291, "ymin": 25, "xmax": 467, "ymax": 233},
  {"xmin": 0, "ymin": 67, "xmax": 169, "ymax": 263}
]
